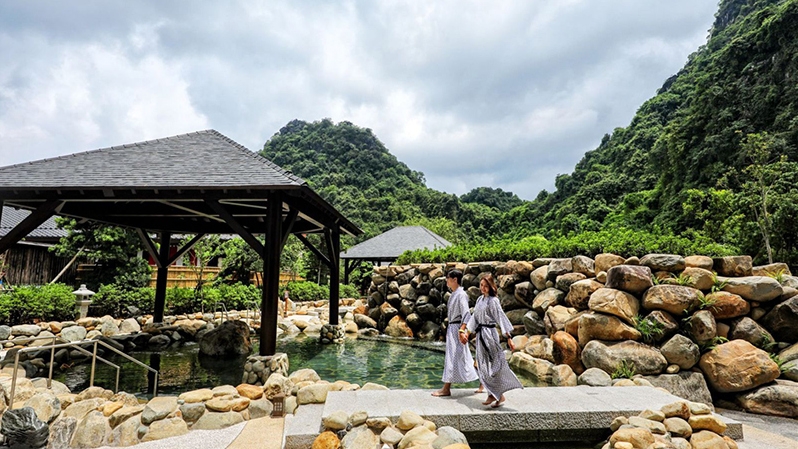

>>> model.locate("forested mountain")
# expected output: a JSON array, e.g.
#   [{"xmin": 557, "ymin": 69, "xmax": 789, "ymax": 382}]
[
  {"xmin": 261, "ymin": 119, "xmax": 507, "ymax": 244},
  {"xmin": 263, "ymin": 0, "xmax": 798, "ymax": 267},
  {"xmin": 505, "ymin": 0, "xmax": 798, "ymax": 265}
]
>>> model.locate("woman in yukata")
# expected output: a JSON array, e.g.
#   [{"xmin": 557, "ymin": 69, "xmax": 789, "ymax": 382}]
[{"xmin": 459, "ymin": 274, "xmax": 522, "ymax": 408}]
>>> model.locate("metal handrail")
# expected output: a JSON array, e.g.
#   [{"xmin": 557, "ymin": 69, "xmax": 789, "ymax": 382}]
[
  {"xmin": 214, "ymin": 301, "xmax": 230, "ymax": 323},
  {"xmin": 4, "ymin": 337, "xmax": 159, "ymax": 407},
  {"xmin": 1, "ymin": 334, "xmax": 61, "ymax": 390},
  {"xmin": 244, "ymin": 300, "xmax": 260, "ymax": 322}
]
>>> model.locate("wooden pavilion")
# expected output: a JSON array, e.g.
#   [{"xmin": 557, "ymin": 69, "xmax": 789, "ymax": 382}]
[{"xmin": 0, "ymin": 130, "xmax": 361, "ymax": 355}]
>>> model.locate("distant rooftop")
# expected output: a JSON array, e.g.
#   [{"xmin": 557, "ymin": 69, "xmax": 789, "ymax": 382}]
[
  {"xmin": 340, "ymin": 226, "xmax": 451, "ymax": 261},
  {"xmin": 1, "ymin": 206, "xmax": 66, "ymax": 240}
]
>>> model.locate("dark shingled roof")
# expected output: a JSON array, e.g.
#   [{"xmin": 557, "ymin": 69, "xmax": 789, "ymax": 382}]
[
  {"xmin": 0, "ymin": 130, "xmax": 305, "ymax": 189},
  {"xmin": 340, "ymin": 226, "xmax": 451, "ymax": 260},
  {"xmin": 1, "ymin": 206, "xmax": 66, "ymax": 240}
]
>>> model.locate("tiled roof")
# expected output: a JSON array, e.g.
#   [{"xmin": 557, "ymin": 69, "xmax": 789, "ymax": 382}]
[
  {"xmin": 0, "ymin": 130, "xmax": 306, "ymax": 189},
  {"xmin": 1, "ymin": 206, "xmax": 66, "ymax": 239},
  {"xmin": 340, "ymin": 226, "xmax": 451, "ymax": 260}
]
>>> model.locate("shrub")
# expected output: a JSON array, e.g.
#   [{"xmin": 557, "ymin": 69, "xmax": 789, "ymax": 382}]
[
  {"xmin": 340, "ymin": 284, "xmax": 360, "ymax": 299},
  {"xmin": 91, "ymin": 284, "xmax": 155, "ymax": 316},
  {"xmin": 0, "ymin": 284, "xmax": 77, "ymax": 325},
  {"xmin": 282, "ymin": 281, "xmax": 329, "ymax": 302}
]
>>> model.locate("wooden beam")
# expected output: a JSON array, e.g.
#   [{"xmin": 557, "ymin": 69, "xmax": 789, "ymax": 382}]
[
  {"xmin": 327, "ymin": 226, "xmax": 341, "ymax": 325},
  {"xmin": 296, "ymin": 233, "xmax": 331, "ymax": 268},
  {"xmin": 136, "ymin": 229, "xmax": 163, "ymax": 269},
  {"xmin": 166, "ymin": 233, "xmax": 206, "ymax": 266},
  {"xmin": 281, "ymin": 208, "xmax": 299, "ymax": 248},
  {"xmin": 260, "ymin": 192, "xmax": 282, "ymax": 356},
  {"xmin": 205, "ymin": 199, "xmax": 264, "ymax": 254},
  {"xmin": 0, "ymin": 200, "xmax": 63, "ymax": 254},
  {"xmin": 153, "ymin": 232, "xmax": 171, "ymax": 323}
]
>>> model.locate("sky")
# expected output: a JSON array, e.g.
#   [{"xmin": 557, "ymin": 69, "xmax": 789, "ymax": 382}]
[{"xmin": 0, "ymin": 1, "xmax": 718, "ymax": 200}]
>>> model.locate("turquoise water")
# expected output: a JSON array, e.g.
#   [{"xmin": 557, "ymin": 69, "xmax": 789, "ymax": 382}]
[{"xmin": 54, "ymin": 334, "xmax": 543, "ymax": 397}]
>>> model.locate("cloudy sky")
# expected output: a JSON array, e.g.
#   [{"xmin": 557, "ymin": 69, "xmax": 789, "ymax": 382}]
[{"xmin": 0, "ymin": 1, "xmax": 717, "ymax": 200}]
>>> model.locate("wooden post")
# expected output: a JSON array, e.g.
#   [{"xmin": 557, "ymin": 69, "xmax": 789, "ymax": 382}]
[
  {"xmin": 153, "ymin": 232, "xmax": 171, "ymax": 323},
  {"xmin": 260, "ymin": 192, "xmax": 282, "ymax": 356},
  {"xmin": 327, "ymin": 227, "xmax": 341, "ymax": 325}
]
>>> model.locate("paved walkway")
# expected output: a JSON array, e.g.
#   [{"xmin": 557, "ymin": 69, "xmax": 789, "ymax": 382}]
[{"xmin": 718, "ymin": 408, "xmax": 798, "ymax": 449}]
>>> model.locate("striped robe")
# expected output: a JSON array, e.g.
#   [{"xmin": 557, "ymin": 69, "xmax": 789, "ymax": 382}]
[
  {"xmin": 466, "ymin": 294, "xmax": 522, "ymax": 399},
  {"xmin": 442, "ymin": 287, "xmax": 479, "ymax": 383}
]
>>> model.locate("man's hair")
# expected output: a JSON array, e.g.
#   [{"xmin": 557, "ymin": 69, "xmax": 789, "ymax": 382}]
[{"xmin": 446, "ymin": 269, "xmax": 463, "ymax": 285}]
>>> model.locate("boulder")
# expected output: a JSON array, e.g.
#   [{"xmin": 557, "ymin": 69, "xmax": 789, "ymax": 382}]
[
  {"xmin": 571, "ymin": 255, "xmax": 596, "ymax": 277},
  {"xmin": 588, "ymin": 288, "xmax": 639, "ymax": 325},
  {"xmin": 141, "ymin": 396, "xmax": 178, "ymax": 425},
  {"xmin": 660, "ymin": 334, "xmax": 700, "ymax": 370},
  {"xmin": 433, "ymin": 426, "xmax": 469, "ymax": 449},
  {"xmin": 761, "ymin": 296, "xmax": 798, "ymax": 343},
  {"xmin": 690, "ymin": 430, "xmax": 729, "ymax": 449},
  {"xmin": 605, "ymin": 265, "xmax": 653, "ymax": 295},
  {"xmin": 142, "ymin": 416, "xmax": 189, "ymax": 442},
  {"xmin": 109, "ymin": 405, "xmax": 144, "ymax": 429},
  {"xmin": 699, "ymin": 340, "xmax": 780, "ymax": 393},
  {"xmin": 640, "ymin": 254, "xmax": 686, "ymax": 272},
  {"xmin": 23, "ymin": 391, "xmax": 61, "ymax": 423},
  {"xmin": 546, "ymin": 258, "xmax": 573, "ymax": 281},
  {"xmin": 642, "ymin": 285, "xmax": 701, "ymax": 315},
  {"xmin": 578, "ymin": 367, "xmax": 612, "ymax": 386},
  {"xmin": 198, "ymin": 320, "xmax": 252, "ymax": 357},
  {"xmin": 729, "ymin": 317, "xmax": 773, "ymax": 348},
  {"xmin": 641, "ymin": 372, "xmax": 714, "ymax": 407},
  {"xmin": 595, "ymin": 253, "xmax": 626, "ymax": 274},
  {"xmin": 313, "ymin": 431, "xmax": 340, "ymax": 449},
  {"xmin": 48, "ymin": 417, "xmax": 78, "ymax": 449},
  {"xmin": 297, "ymin": 383, "xmax": 331, "ymax": 404},
  {"xmin": 508, "ymin": 353, "xmax": 576, "ymax": 386},
  {"xmin": 530, "ymin": 265, "xmax": 549, "ymax": 291},
  {"xmin": 686, "ymin": 310, "xmax": 716, "ymax": 345},
  {"xmin": 564, "ymin": 279, "xmax": 603, "ymax": 310},
  {"xmin": 555, "ymin": 273, "xmax": 586, "ymax": 293},
  {"xmin": 522, "ymin": 310, "xmax": 546, "ymax": 335},
  {"xmin": 720, "ymin": 275, "xmax": 783, "ymax": 302},
  {"xmin": 581, "ymin": 340, "xmax": 667, "ymax": 376},
  {"xmin": 705, "ymin": 291, "xmax": 749, "ymax": 320},
  {"xmin": 680, "ymin": 267, "xmax": 715, "ymax": 291},
  {"xmin": 752, "ymin": 262, "xmax": 792, "ymax": 277},
  {"xmin": 641, "ymin": 310, "xmax": 679, "ymax": 344},
  {"xmin": 577, "ymin": 312, "xmax": 641, "ymax": 347},
  {"xmin": 191, "ymin": 411, "xmax": 245, "ymax": 430},
  {"xmin": 551, "ymin": 330, "xmax": 583, "ymax": 375},
  {"xmin": 544, "ymin": 305, "xmax": 576, "ymax": 336},
  {"xmin": 513, "ymin": 282, "xmax": 536, "ymax": 308},
  {"xmin": 524, "ymin": 336, "xmax": 555, "ymax": 362},
  {"xmin": 685, "ymin": 255, "xmax": 714, "ymax": 270},
  {"xmin": 735, "ymin": 380, "xmax": 798, "ymax": 418},
  {"xmin": 532, "ymin": 288, "xmax": 564, "ymax": 314},
  {"xmin": 11, "ymin": 324, "xmax": 42, "ymax": 337},
  {"xmin": 385, "ymin": 316, "xmax": 414, "ymax": 338},
  {"xmin": 60, "ymin": 326, "xmax": 87, "ymax": 342},
  {"xmin": 610, "ymin": 427, "xmax": 656, "ymax": 449},
  {"xmin": 713, "ymin": 256, "xmax": 753, "ymax": 277},
  {"xmin": 70, "ymin": 410, "xmax": 110, "ymax": 448}
]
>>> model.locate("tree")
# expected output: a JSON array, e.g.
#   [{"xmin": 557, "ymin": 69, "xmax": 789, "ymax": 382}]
[{"xmin": 51, "ymin": 219, "xmax": 151, "ymax": 290}]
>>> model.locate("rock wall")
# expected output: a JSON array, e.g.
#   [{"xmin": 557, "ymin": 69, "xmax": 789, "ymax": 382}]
[{"xmin": 359, "ymin": 254, "xmax": 798, "ymax": 417}]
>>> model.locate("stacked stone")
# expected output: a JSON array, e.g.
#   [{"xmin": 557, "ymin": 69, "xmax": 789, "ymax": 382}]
[
  {"xmin": 358, "ymin": 254, "xmax": 798, "ymax": 418},
  {"xmin": 312, "ymin": 409, "xmax": 469, "ymax": 449},
  {"xmin": 241, "ymin": 353, "xmax": 289, "ymax": 385},
  {"xmin": 603, "ymin": 400, "xmax": 737, "ymax": 449},
  {"xmin": 319, "ymin": 323, "xmax": 345, "ymax": 344}
]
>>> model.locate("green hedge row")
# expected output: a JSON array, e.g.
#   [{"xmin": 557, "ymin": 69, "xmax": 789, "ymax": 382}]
[
  {"xmin": 0, "ymin": 284, "xmax": 77, "ymax": 325},
  {"xmin": 396, "ymin": 228, "xmax": 740, "ymax": 264}
]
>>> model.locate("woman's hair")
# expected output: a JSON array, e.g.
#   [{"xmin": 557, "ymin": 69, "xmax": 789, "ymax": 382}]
[{"xmin": 480, "ymin": 274, "xmax": 498, "ymax": 296}]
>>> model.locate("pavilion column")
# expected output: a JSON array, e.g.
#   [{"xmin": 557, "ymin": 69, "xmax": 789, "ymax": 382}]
[
  {"xmin": 153, "ymin": 232, "xmax": 171, "ymax": 323},
  {"xmin": 260, "ymin": 192, "xmax": 282, "ymax": 356},
  {"xmin": 327, "ymin": 227, "xmax": 341, "ymax": 325}
]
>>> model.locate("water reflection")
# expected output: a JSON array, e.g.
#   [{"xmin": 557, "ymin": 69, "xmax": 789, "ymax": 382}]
[{"xmin": 55, "ymin": 335, "xmax": 543, "ymax": 398}]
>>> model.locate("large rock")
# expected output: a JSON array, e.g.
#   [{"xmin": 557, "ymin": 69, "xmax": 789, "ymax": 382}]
[
  {"xmin": 571, "ymin": 256, "xmax": 596, "ymax": 277},
  {"xmin": 705, "ymin": 291, "xmax": 749, "ymax": 320},
  {"xmin": 588, "ymin": 288, "xmax": 639, "ymax": 325},
  {"xmin": 578, "ymin": 367, "xmax": 612, "ymax": 386},
  {"xmin": 513, "ymin": 282, "xmax": 536, "ymax": 308},
  {"xmin": 544, "ymin": 305, "xmax": 576, "ymax": 336},
  {"xmin": 341, "ymin": 425, "xmax": 380, "ymax": 449},
  {"xmin": 532, "ymin": 288, "xmax": 564, "ymax": 314},
  {"xmin": 142, "ymin": 416, "xmax": 189, "ymax": 441},
  {"xmin": 577, "ymin": 312, "xmax": 641, "ymax": 347},
  {"xmin": 432, "ymin": 426, "xmax": 469, "ymax": 449},
  {"xmin": 642, "ymin": 285, "xmax": 701, "ymax": 315},
  {"xmin": 752, "ymin": 262, "xmax": 792, "ymax": 277},
  {"xmin": 555, "ymin": 273, "xmax": 586, "ymax": 293},
  {"xmin": 729, "ymin": 317, "xmax": 773, "ymax": 348},
  {"xmin": 698, "ymin": 340, "xmax": 780, "ymax": 393},
  {"xmin": 191, "ymin": 411, "xmax": 245, "ymax": 430},
  {"xmin": 48, "ymin": 417, "xmax": 78, "ymax": 449},
  {"xmin": 141, "ymin": 396, "xmax": 178, "ymax": 425},
  {"xmin": 642, "ymin": 372, "xmax": 714, "ymax": 406},
  {"xmin": 354, "ymin": 313, "xmax": 377, "ymax": 329},
  {"xmin": 508, "ymin": 353, "xmax": 576, "ymax": 386},
  {"xmin": 595, "ymin": 253, "xmax": 626, "ymax": 274},
  {"xmin": 680, "ymin": 267, "xmax": 715, "ymax": 291},
  {"xmin": 720, "ymin": 275, "xmax": 783, "ymax": 302},
  {"xmin": 605, "ymin": 265, "xmax": 653, "ymax": 295},
  {"xmin": 198, "ymin": 320, "xmax": 252, "ymax": 357},
  {"xmin": 686, "ymin": 310, "xmax": 716, "ymax": 345},
  {"xmin": 551, "ymin": 330, "xmax": 583, "ymax": 375},
  {"xmin": 297, "ymin": 383, "xmax": 331, "ymax": 404},
  {"xmin": 660, "ymin": 334, "xmax": 700, "ymax": 370},
  {"xmin": 581, "ymin": 340, "xmax": 667, "ymax": 376},
  {"xmin": 713, "ymin": 256, "xmax": 753, "ymax": 277},
  {"xmin": 761, "ymin": 296, "xmax": 798, "ymax": 343},
  {"xmin": 71, "ymin": 410, "xmax": 110, "ymax": 448},
  {"xmin": 640, "ymin": 254, "xmax": 686, "ymax": 272},
  {"xmin": 735, "ymin": 380, "xmax": 798, "ymax": 418},
  {"xmin": 23, "ymin": 391, "xmax": 61, "ymax": 423},
  {"xmin": 685, "ymin": 255, "xmax": 713, "ymax": 270},
  {"xmin": 522, "ymin": 310, "xmax": 546, "ymax": 335},
  {"xmin": 385, "ymin": 316, "xmax": 414, "ymax": 338},
  {"xmin": 564, "ymin": 279, "xmax": 602, "ymax": 310},
  {"xmin": 546, "ymin": 258, "xmax": 573, "ymax": 281},
  {"xmin": 11, "ymin": 324, "xmax": 42, "ymax": 337},
  {"xmin": 529, "ymin": 265, "xmax": 549, "ymax": 291},
  {"xmin": 60, "ymin": 325, "xmax": 87, "ymax": 342}
]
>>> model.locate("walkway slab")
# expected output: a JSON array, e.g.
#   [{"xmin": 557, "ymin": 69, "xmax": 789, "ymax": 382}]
[{"xmin": 314, "ymin": 386, "xmax": 742, "ymax": 445}]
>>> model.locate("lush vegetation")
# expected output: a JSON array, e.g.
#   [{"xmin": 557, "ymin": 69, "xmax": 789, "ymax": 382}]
[{"xmin": 0, "ymin": 284, "xmax": 77, "ymax": 325}]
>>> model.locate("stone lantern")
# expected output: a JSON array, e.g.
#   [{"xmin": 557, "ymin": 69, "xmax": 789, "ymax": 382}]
[{"xmin": 73, "ymin": 284, "xmax": 95, "ymax": 319}]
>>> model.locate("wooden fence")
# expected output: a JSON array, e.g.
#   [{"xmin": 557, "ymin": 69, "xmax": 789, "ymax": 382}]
[{"xmin": 2, "ymin": 245, "xmax": 78, "ymax": 286}]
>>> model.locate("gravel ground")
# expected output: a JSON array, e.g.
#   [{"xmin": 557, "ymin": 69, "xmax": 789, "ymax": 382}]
[{"xmin": 96, "ymin": 421, "xmax": 247, "ymax": 449}]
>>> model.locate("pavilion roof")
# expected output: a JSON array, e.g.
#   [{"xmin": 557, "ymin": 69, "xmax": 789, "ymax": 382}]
[{"xmin": 340, "ymin": 226, "xmax": 451, "ymax": 260}]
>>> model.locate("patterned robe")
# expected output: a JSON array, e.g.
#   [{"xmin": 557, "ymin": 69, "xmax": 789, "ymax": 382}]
[
  {"xmin": 442, "ymin": 287, "xmax": 479, "ymax": 383},
  {"xmin": 466, "ymin": 294, "xmax": 522, "ymax": 399}
]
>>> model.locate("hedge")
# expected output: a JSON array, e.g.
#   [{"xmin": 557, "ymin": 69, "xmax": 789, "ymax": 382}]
[{"xmin": 0, "ymin": 284, "xmax": 77, "ymax": 325}]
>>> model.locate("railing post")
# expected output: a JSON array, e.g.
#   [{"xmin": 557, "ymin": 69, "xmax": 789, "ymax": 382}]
[
  {"xmin": 10, "ymin": 351, "xmax": 20, "ymax": 409},
  {"xmin": 90, "ymin": 340, "xmax": 98, "ymax": 387},
  {"xmin": 47, "ymin": 335, "xmax": 56, "ymax": 389}
]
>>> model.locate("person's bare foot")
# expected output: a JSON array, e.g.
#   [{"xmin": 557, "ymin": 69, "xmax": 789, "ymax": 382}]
[
  {"xmin": 481, "ymin": 395, "xmax": 496, "ymax": 405},
  {"xmin": 491, "ymin": 395, "xmax": 506, "ymax": 408},
  {"xmin": 431, "ymin": 390, "xmax": 451, "ymax": 397},
  {"xmin": 474, "ymin": 388, "xmax": 484, "ymax": 393}
]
